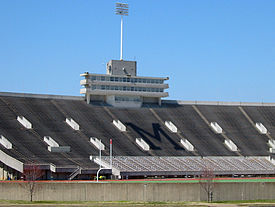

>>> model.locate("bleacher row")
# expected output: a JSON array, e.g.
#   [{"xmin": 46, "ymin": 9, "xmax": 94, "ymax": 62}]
[{"xmin": 100, "ymin": 156, "xmax": 275, "ymax": 175}]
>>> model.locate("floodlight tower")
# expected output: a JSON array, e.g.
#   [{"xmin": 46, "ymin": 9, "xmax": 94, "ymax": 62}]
[{"xmin": 116, "ymin": 2, "xmax": 129, "ymax": 61}]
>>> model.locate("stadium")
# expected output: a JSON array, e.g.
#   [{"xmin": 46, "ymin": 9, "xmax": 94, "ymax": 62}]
[
  {"xmin": 1, "ymin": 56, "xmax": 275, "ymax": 181},
  {"xmin": 0, "ymin": 2, "xmax": 275, "ymax": 204}
]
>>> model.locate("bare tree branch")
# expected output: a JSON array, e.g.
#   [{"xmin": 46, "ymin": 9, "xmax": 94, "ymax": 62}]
[
  {"xmin": 21, "ymin": 163, "xmax": 44, "ymax": 202},
  {"xmin": 199, "ymin": 166, "xmax": 215, "ymax": 202}
]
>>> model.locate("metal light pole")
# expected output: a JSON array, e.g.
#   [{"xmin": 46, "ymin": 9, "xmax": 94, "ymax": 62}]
[
  {"xmin": 96, "ymin": 139, "xmax": 113, "ymax": 182},
  {"xmin": 96, "ymin": 139, "xmax": 102, "ymax": 182},
  {"xmin": 110, "ymin": 139, "xmax": 112, "ymax": 169},
  {"xmin": 116, "ymin": 3, "xmax": 129, "ymax": 61}
]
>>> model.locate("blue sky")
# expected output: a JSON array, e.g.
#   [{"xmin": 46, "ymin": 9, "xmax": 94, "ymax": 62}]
[{"xmin": 0, "ymin": 0, "xmax": 274, "ymax": 102}]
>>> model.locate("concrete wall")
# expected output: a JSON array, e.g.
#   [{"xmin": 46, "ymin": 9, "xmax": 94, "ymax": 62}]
[
  {"xmin": 163, "ymin": 99, "xmax": 275, "ymax": 107},
  {"xmin": 0, "ymin": 92, "xmax": 84, "ymax": 101},
  {"xmin": 213, "ymin": 182, "xmax": 275, "ymax": 201},
  {"xmin": 0, "ymin": 181, "xmax": 275, "ymax": 202}
]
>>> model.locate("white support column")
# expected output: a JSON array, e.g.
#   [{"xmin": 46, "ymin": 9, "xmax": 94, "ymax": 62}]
[
  {"xmin": 0, "ymin": 167, "xmax": 3, "ymax": 180},
  {"xmin": 3, "ymin": 166, "xmax": 8, "ymax": 180},
  {"xmin": 86, "ymin": 93, "xmax": 90, "ymax": 104},
  {"xmin": 158, "ymin": 98, "xmax": 161, "ymax": 106}
]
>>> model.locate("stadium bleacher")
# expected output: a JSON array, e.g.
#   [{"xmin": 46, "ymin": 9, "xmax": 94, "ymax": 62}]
[
  {"xmin": 99, "ymin": 156, "xmax": 275, "ymax": 176},
  {"xmin": 0, "ymin": 92, "xmax": 275, "ymax": 179}
]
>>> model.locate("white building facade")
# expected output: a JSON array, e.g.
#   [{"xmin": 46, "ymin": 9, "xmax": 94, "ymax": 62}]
[{"xmin": 80, "ymin": 60, "xmax": 169, "ymax": 107}]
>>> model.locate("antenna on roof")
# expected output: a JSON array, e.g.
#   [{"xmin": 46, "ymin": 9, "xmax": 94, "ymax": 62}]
[{"xmin": 116, "ymin": 2, "xmax": 129, "ymax": 61}]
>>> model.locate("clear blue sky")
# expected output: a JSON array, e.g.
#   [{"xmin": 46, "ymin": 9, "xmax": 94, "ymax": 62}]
[{"xmin": 0, "ymin": 0, "xmax": 274, "ymax": 102}]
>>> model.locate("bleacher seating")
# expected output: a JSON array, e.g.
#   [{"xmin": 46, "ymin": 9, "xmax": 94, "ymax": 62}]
[
  {"xmin": 0, "ymin": 93, "xmax": 275, "ymax": 178},
  {"xmin": 100, "ymin": 156, "xmax": 275, "ymax": 175}
]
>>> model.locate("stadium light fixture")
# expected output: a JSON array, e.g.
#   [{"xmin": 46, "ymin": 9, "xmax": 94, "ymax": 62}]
[{"xmin": 115, "ymin": 2, "xmax": 129, "ymax": 60}]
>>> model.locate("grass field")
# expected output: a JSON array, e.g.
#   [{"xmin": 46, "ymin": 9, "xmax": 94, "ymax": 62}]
[
  {"xmin": 1, "ymin": 177, "xmax": 275, "ymax": 206},
  {"xmin": 97, "ymin": 177, "xmax": 275, "ymax": 184},
  {"xmin": 2, "ymin": 176, "xmax": 275, "ymax": 184}
]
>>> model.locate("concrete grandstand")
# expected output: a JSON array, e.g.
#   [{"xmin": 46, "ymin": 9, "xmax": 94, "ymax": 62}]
[{"xmin": 0, "ymin": 90, "xmax": 275, "ymax": 180}]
